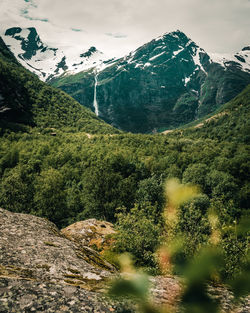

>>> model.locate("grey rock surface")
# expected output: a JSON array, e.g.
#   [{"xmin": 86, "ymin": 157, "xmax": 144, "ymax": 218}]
[
  {"xmin": 0, "ymin": 208, "xmax": 121, "ymax": 312},
  {"xmin": 0, "ymin": 278, "xmax": 127, "ymax": 313},
  {"xmin": 0, "ymin": 208, "xmax": 115, "ymax": 287}
]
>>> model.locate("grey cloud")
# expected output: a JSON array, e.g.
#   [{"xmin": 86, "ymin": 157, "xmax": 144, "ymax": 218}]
[
  {"xmin": 71, "ymin": 28, "xmax": 83, "ymax": 32},
  {"xmin": 3, "ymin": 0, "xmax": 249, "ymax": 57},
  {"xmin": 105, "ymin": 32, "xmax": 127, "ymax": 38}
]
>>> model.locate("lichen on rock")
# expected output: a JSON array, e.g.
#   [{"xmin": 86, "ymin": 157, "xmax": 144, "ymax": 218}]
[{"xmin": 61, "ymin": 218, "xmax": 116, "ymax": 252}]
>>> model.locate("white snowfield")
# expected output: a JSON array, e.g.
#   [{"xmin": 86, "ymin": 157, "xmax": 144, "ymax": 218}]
[
  {"xmin": 2, "ymin": 28, "xmax": 111, "ymax": 81},
  {"xmin": 149, "ymin": 51, "xmax": 165, "ymax": 61},
  {"xmin": 210, "ymin": 48, "xmax": 250, "ymax": 73},
  {"xmin": 193, "ymin": 47, "xmax": 208, "ymax": 74}
]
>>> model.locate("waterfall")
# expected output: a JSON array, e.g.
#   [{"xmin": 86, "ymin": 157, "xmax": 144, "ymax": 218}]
[{"xmin": 93, "ymin": 71, "xmax": 99, "ymax": 116}]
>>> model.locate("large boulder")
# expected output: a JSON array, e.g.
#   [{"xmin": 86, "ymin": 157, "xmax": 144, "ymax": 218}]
[
  {"xmin": 0, "ymin": 209, "xmax": 116, "ymax": 287},
  {"xmin": 61, "ymin": 219, "xmax": 116, "ymax": 253}
]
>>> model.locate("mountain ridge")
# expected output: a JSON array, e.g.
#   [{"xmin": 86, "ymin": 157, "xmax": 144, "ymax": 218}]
[
  {"xmin": 49, "ymin": 30, "xmax": 250, "ymax": 132},
  {"xmin": 2, "ymin": 27, "xmax": 250, "ymax": 133}
]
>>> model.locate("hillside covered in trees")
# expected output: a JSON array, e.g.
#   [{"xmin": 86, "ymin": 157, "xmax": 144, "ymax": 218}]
[{"xmin": 0, "ymin": 37, "xmax": 119, "ymax": 135}]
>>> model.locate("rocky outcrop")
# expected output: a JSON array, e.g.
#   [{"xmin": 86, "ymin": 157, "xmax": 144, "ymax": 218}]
[
  {"xmin": 0, "ymin": 208, "xmax": 122, "ymax": 312},
  {"xmin": 61, "ymin": 218, "xmax": 116, "ymax": 253},
  {"xmin": 0, "ymin": 278, "xmax": 126, "ymax": 313},
  {"xmin": 0, "ymin": 208, "xmax": 116, "ymax": 286}
]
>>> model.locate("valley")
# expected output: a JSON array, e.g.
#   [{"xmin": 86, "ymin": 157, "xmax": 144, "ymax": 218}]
[{"xmin": 0, "ymin": 19, "xmax": 249, "ymax": 313}]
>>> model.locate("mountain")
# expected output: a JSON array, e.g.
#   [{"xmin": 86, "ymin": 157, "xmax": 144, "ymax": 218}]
[
  {"xmin": 3, "ymin": 27, "xmax": 111, "ymax": 81},
  {"xmin": 210, "ymin": 46, "xmax": 250, "ymax": 73},
  {"xmin": 0, "ymin": 35, "xmax": 119, "ymax": 134},
  {"xmin": 2, "ymin": 28, "xmax": 250, "ymax": 133},
  {"xmin": 49, "ymin": 31, "xmax": 250, "ymax": 133}
]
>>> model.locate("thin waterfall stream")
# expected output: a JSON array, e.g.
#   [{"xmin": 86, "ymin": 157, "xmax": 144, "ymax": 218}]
[{"xmin": 93, "ymin": 71, "xmax": 99, "ymax": 116}]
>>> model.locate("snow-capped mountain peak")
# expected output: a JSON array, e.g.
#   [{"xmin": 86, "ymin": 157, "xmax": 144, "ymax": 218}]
[
  {"xmin": 115, "ymin": 29, "xmax": 210, "ymax": 82},
  {"xmin": 5, "ymin": 27, "xmax": 57, "ymax": 60},
  {"xmin": 3, "ymin": 27, "xmax": 111, "ymax": 81},
  {"xmin": 3, "ymin": 27, "xmax": 250, "ymax": 84}
]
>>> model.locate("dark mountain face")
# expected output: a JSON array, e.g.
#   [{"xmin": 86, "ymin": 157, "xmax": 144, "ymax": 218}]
[
  {"xmin": 80, "ymin": 47, "xmax": 97, "ymax": 58},
  {"xmin": 50, "ymin": 30, "xmax": 250, "ymax": 133},
  {"xmin": 93, "ymin": 31, "xmax": 209, "ymax": 132}
]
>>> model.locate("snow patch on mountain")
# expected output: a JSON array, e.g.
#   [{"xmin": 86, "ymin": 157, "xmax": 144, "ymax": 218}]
[
  {"xmin": 173, "ymin": 47, "xmax": 184, "ymax": 56},
  {"xmin": 149, "ymin": 51, "xmax": 165, "ymax": 61},
  {"xmin": 184, "ymin": 76, "xmax": 191, "ymax": 86},
  {"xmin": 211, "ymin": 47, "xmax": 250, "ymax": 73},
  {"xmin": 193, "ymin": 47, "xmax": 208, "ymax": 74},
  {"xmin": 2, "ymin": 27, "xmax": 112, "ymax": 81}
]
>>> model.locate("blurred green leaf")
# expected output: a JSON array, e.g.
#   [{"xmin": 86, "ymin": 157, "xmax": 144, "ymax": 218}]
[{"xmin": 109, "ymin": 274, "xmax": 150, "ymax": 301}]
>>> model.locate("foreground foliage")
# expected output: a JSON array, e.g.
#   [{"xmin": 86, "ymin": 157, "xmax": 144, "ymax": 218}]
[{"xmin": 109, "ymin": 180, "xmax": 250, "ymax": 313}]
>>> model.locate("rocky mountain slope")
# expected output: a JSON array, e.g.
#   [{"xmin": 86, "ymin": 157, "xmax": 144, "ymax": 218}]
[
  {"xmin": 50, "ymin": 31, "xmax": 250, "ymax": 133},
  {"xmin": 178, "ymin": 84, "xmax": 250, "ymax": 143},
  {"xmin": 3, "ymin": 27, "xmax": 112, "ymax": 81}
]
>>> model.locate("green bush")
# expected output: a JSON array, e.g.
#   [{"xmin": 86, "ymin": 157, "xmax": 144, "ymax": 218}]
[
  {"xmin": 177, "ymin": 195, "xmax": 211, "ymax": 259},
  {"xmin": 113, "ymin": 205, "xmax": 162, "ymax": 269}
]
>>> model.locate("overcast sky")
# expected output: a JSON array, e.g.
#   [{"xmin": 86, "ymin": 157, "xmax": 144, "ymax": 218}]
[{"xmin": 1, "ymin": 0, "xmax": 250, "ymax": 57}]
